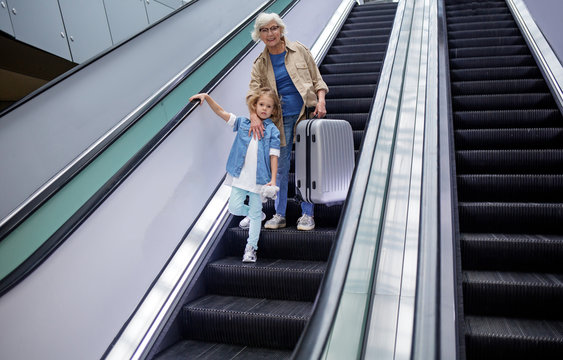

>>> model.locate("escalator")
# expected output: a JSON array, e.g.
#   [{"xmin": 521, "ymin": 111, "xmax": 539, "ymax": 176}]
[
  {"xmin": 444, "ymin": 0, "xmax": 563, "ymax": 358},
  {"xmin": 150, "ymin": 2, "xmax": 397, "ymax": 359}
]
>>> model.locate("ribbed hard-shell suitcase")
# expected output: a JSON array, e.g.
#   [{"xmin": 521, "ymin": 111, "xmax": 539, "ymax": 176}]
[{"xmin": 295, "ymin": 118, "xmax": 355, "ymax": 204}]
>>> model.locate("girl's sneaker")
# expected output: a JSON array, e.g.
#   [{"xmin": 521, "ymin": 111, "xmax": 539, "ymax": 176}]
[
  {"xmin": 264, "ymin": 214, "xmax": 286, "ymax": 229},
  {"xmin": 242, "ymin": 244, "xmax": 257, "ymax": 263}
]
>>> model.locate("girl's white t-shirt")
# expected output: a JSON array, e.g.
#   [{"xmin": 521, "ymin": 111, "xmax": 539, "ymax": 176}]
[{"xmin": 226, "ymin": 113, "xmax": 262, "ymax": 194}]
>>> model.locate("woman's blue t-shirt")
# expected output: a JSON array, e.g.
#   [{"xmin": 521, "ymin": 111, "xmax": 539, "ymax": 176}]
[{"xmin": 270, "ymin": 51, "xmax": 303, "ymax": 116}]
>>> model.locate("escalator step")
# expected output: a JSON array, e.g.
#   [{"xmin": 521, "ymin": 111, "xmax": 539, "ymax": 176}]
[
  {"xmin": 460, "ymin": 233, "xmax": 563, "ymax": 272},
  {"xmin": 446, "ymin": 7, "xmax": 509, "ymax": 18},
  {"xmin": 465, "ymin": 316, "xmax": 563, "ymax": 360},
  {"xmin": 449, "ymin": 35, "xmax": 525, "ymax": 48},
  {"xmin": 457, "ymin": 174, "xmax": 563, "ymax": 202},
  {"xmin": 333, "ymin": 35, "xmax": 392, "ymax": 47},
  {"xmin": 449, "ymin": 44, "xmax": 528, "ymax": 58},
  {"xmin": 183, "ymin": 295, "xmax": 312, "ymax": 349},
  {"xmin": 447, "ymin": 13, "xmax": 513, "ymax": 25},
  {"xmin": 326, "ymin": 84, "xmax": 377, "ymax": 99},
  {"xmin": 204, "ymin": 257, "xmax": 325, "ymax": 301},
  {"xmin": 454, "ymin": 128, "xmax": 563, "ymax": 150},
  {"xmin": 326, "ymin": 98, "xmax": 373, "ymax": 113},
  {"xmin": 451, "ymin": 78, "xmax": 548, "ymax": 95},
  {"xmin": 322, "ymin": 72, "xmax": 380, "ymax": 86},
  {"xmin": 448, "ymin": 28, "xmax": 520, "ymax": 40},
  {"xmin": 456, "ymin": 149, "xmax": 563, "ymax": 174},
  {"xmin": 328, "ymin": 43, "xmax": 389, "ymax": 54},
  {"xmin": 320, "ymin": 61, "xmax": 383, "ymax": 74},
  {"xmin": 154, "ymin": 340, "xmax": 292, "ymax": 360},
  {"xmin": 463, "ymin": 271, "xmax": 563, "ymax": 319},
  {"xmin": 323, "ymin": 51, "xmax": 386, "ymax": 64},
  {"xmin": 448, "ymin": 19, "xmax": 516, "ymax": 32},
  {"xmin": 450, "ymin": 55, "xmax": 536, "ymax": 69},
  {"xmin": 453, "ymin": 93, "xmax": 556, "ymax": 110},
  {"xmin": 450, "ymin": 66, "xmax": 541, "ymax": 81},
  {"xmin": 458, "ymin": 202, "xmax": 563, "ymax": 234},
  {"xmin": 342, "ymin": 21, "xmax": 394, "ymax": 31},
  {"xmin": 454, "ymin": 109, "xmax": 562, "ymax": 129},
  {"xmin": 224, "ymin": 227, "xmax": 335, "ymax": 261},
  {"xmin": 337, "ymin": 28, "xmax": 394, "ymax": 38}
]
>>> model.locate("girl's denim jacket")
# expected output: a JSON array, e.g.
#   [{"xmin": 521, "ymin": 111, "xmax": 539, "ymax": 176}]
[{"xmin": 226, "ymin": 116, "xmax": 280, "ymax": 185}]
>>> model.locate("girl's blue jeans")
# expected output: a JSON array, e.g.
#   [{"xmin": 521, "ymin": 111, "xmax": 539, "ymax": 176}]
[
  {"xmin": 229, "ymin": 186, "xmax": 262, "ymax": 249},
  {"xmin": 275, "ymin": 114, "xmax": 314, "ymax": 217}
]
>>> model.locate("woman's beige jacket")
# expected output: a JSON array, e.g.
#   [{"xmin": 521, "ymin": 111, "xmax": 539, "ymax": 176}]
[{"xmin": 248, "ymin": 38, "xmax": 328, "ymax": 146}]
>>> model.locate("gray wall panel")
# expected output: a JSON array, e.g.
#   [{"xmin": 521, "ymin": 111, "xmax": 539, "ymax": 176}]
[
  {"xmin": 6, "ymin": 0, "xmax": 71, "ymax": 59},
  {"xmin": 58, "ymin": 0, "xmax": 113, "ymax": 63},
  {"xmin": 0, "ymin": 1, "xmax": 14, "ymax": 36}
]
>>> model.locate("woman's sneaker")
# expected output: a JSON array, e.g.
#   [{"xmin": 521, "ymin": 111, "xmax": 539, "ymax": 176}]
[
  {"xmin": 239, "ymin": 212, "xmax": 266, "ymax": 229},
  {"xmin": 297, "ymin": 214, "xmax": 315, "ymax": 231},
  {"xmin": 242, "ymin": 244, "xmax": 257, "ymax": 263},
  {"xmin": 264, "ymin": 214, "xmax": 286, "ymax": 229}
]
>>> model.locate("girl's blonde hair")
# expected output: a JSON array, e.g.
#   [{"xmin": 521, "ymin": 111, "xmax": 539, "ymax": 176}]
[
  {"xmin": 251, "ymin": 12, "xmax": 287, "ymax": 42},
  {"xmin": 247, "ymin": 87, "xmax": 282, "ymax": 122}
]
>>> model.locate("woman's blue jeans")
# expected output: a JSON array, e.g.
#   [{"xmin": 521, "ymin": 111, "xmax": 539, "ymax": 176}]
[{"xmin": 275, "ymin": 114, "xmax": 314, "ymax": 217}]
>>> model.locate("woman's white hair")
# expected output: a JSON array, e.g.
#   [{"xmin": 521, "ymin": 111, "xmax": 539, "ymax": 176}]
[{"xmin": 251, "ymin": 12, "xmax": 287, "ymax": 42}]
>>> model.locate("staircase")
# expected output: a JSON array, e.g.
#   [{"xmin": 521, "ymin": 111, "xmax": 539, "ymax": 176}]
[{"xmin": 445, "ymin": 0, "xmax": 563, "ymax": 358}]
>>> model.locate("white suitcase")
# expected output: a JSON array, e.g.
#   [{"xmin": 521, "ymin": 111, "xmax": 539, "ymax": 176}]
[{"xmin": 295, "ymin": 118, "xmax": 355, "ymax": 204}]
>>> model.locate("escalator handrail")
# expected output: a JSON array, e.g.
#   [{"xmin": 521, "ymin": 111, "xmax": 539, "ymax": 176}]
[{"xmin": 293, "ymin": 0, "xmax": 405, "ymax": 358}]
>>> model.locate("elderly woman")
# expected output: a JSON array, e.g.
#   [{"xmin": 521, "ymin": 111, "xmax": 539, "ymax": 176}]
[{"xmin": 239, "ymin": 12, "xmax": 328, "ymax": 231}]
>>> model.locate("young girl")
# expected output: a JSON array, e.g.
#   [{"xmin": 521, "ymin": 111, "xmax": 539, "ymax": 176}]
[{"xmin": 189, "ymin": 87, "xmax": 281, "ymax": 262}]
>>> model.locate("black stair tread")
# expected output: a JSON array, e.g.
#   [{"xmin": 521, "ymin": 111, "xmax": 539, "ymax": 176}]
[
  {"xmin": 463, "ymin": 271, "xmax": 563, "ymax": 319},
  {"xmin": 449, "ymin": 55, "xmax": 536, "ymax": 69},
  {"xmin": 449, "ymin": 44, "xmax": 529, "ymax": 58},
  {"xmin": 454, "ymin": 109, "xmax": 563, "ymax": 129},
  {"xmin": 451, "ymin": 79, "xmax": 548, "ymax": 95},
  {"xmin": 452, "ymin": 93, "xmax": 556, "ymax": 110},
  {"xmin": 333, "ymin": 35, "xmax": 392, "ymax": 46},
  {"xmin": 207, "ymin": 257, "xmax": 326, "ymax": 273},
  {"xmin": 460, "ymin": 233, "xmax": 563, "ymax": 272},
  {"xmin": 457, "ymin": 174, "xmax": 563, "ymax": 202},
  {"xmin": 450, "ymin": 67, "xmax": 541, "ymax": 81},
  {"xmin": 464, "ymin": 270, "xmax": 563, "ymax": 287},
  {"xmin": 448, "ymin": 19, "xmax": 516, "ymax": 32},
  {"xmin": 184, "ymin": 294, "xmax": 313, "ymax": 319},
  {"xmin": 342, "ymin": 21, "xmax": 394, "ymax": 32},
  {"xmin": 446, "ymin": 13, "xmax": 513, "ymax": 25},
  {"xmin": 327, "ymin": 43, "xmax": 389, "ymax": 54},
  {"xmin": 455, "ymin": 149, "xmax": 563, "ymax": 174},
  {"xmin": 323, "ymin": 51, "xmax": 386, "ymax": 64},
  {"xmin": 448, "ymin": 28, "xmax": 520, "ymax": 40},
  {"xmin": 154, "ymin": 340, "xmax": 292, "ymax": 360},
  {"xmin": 458, "ymin": 202, "xmax": 563, "ymax": 234},
  {"xmin": 449, "ymin": 35, "xmax": 525, "ymax": 49},
  {"xmin": 465, "ymin": 315, "xmax": 563, "ymax": 341},
  {"xmin": 183, "ymin": 295, "xmax": 312, "ymax": 349},
  {"xmin": 454, "ymin": 128, "xmax": 563, "ymax": 150},
  {"xmin": 225, "ymin": 227, "xmax": 335, "ymax": 261},
  {"xmin": 322, "ymin": 72, "xmax": 381, "ymax": 86}
]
